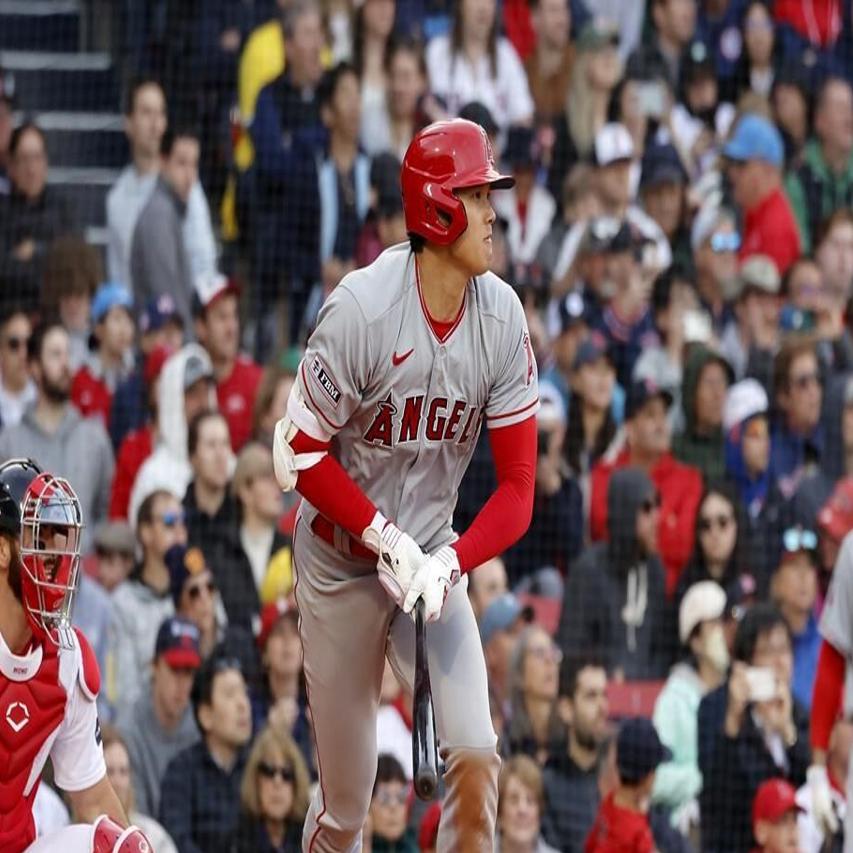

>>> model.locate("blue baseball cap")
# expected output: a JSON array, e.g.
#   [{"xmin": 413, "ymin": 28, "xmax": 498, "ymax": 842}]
[
  {"xmin": 723, "ymin": 114, "xmax": 784, "ymax": 168},
  {"xmin": 479, "ymin": 593, "xmax": 532, "ymax": 646},
  {"xmin": 616, "ymin": 717, "xmax": 672, "ymax": 783},
  {"xmin": 91, "ymin": 282, "xmax": 133, "ymax": 324},
  {"xmin": 139, "ymin": 293, "xmax": 181, "ymax": 334},
  {"xmin": 155, "ymin": 616, "xmax": 201, "ymax": 669}
]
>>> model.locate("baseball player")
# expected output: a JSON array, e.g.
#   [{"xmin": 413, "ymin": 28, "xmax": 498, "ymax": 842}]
[
  {"xmin": 809, "ymin": 526, "xmax": 853, "ymax": 849},
  {"xmin": 0, "ymin": 458, "xmax": 149, "ymax": 853},
  {"xmin": 273, "ymin": 118, "xmax": 539, "ymax": 851}
]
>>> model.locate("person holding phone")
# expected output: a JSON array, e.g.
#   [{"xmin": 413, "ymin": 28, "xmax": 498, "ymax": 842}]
[{"xmin": 697, "ymin": 603, "xmax": 810, "ymax": 853}]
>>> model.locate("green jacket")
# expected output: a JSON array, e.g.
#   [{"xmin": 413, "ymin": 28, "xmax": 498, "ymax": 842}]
[{"xmin": 785, "ymin": 138, "xmax": 853, "ymax": 254}]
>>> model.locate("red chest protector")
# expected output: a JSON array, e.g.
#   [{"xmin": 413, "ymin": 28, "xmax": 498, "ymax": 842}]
[{"xmin": 0, "ymin": 638, "xmax": 69, "ymax": 852}]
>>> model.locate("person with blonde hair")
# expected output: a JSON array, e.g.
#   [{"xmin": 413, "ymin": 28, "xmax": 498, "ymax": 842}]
[
  {"xmin": 225, "ymin": 725, "xmax": 311, "ymax": 852},
  {"xmin": 496, "ymin": 755, "xmax": 560, "ymax": 852}
]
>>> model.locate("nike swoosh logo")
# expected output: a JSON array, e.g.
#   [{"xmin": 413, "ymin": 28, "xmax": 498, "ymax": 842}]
[{"xmin": 392, "ymin": 348, "xmax": 414, "ymax": 366}]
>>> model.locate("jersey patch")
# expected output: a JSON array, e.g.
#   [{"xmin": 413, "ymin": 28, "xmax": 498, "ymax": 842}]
[{"xmin": 310, "ymin": 356, "xmax": 342, "ymax": 408}]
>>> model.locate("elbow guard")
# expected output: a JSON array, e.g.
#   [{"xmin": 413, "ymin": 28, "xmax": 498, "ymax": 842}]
[{"xmin": 272, "ymin": 384, "xmax": 330, "ymax": 491}]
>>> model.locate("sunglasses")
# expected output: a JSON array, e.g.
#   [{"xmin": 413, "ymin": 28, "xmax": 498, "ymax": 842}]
[
  {"xmin": 258, "ymin": 762, "xmax": 295, "ymax": 783},
  {"xmin": 699, "ymin": 513, "xmax": 733, "ymax": 533},
  {"xmin": 790, "ymin": 372, "xmax": 820, "ymax": 391},
  {"xmin": 640, "ymin": 494, "xmax": 661, "ymax": 514},
  {"xmin": 782, "ymin": 527, "xmax": 818, "ymax": 553},
  {"xmin": 710, "ymin": 232, "xmax": 741, "ymax": 254},
  {"xmin": 186, "ymin": 579, "xmax": 216, "ymax": 600},
  {"xmin": 374, "ymin": 789, "xmax": 408, "ymax": 807},
  {"xmin": 159, "ymin": 510, "xmax": 186, "ymax": 528}
]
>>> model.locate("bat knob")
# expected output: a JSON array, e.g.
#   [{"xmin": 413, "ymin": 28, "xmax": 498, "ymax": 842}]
[{"xmin": 415, "ymin": 766, "xmax": 438, "ymax": 800}]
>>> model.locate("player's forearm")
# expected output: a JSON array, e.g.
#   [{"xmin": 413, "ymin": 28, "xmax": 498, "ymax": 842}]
[
  {"xmin": 811, "ymin": 639, "xmax": 845, "ymax": 753},
  {"xmin": 451, "ymin": 417, "xmax": 536, "ymax": 573},
  {"xmin": 68, "ymin": 775, "xmax": 128, "ymax": 825}
]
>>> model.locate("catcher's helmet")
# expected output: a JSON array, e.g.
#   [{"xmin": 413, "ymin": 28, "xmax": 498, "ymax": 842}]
[
  {"xmin": 0, "ymin": 458, "xmax": 42, "ymax": 537},
  {"xmin": 401, "ymin": 118, "xmax": 514, "ymax": 247}
]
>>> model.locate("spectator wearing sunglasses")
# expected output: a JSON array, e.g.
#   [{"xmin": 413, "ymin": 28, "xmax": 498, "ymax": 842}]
[
  {"xmin": 559, "ymin": 466, "xmax": 671, "ymax": 680},
  {"xmin": 368, "ymin": 754, "xmax": 418, "ymax": 853},
  {"xmin": 160, "ymin": 654, "xmax": 253, "ymax": 853},
  {"xmin": 770, "ymin": 526, "xmax": 821, "ymax": 711},
  {"xmin": 116, "ymin": 616, "xmax": 201, "ymax": 820},
  {"xmin": 590, "ymin": 378, "xmax": 703, "ymax": 596},
  {"xmin": 167, "ymin": 542, "xmax": 259, "ymax": 685},
  {"xmin": 0, "ymin": 304, "xmax": 34, "ymax": 428},
  {"xmin": 692, "ymin": 204, "xmax": 740, "ymax": 337},
  {"xmin": 770, "ymin": 340, "xmax": 824, "ymax": 492},
  {"xmin": 108, "ymin": 489, "xmax": 187, "ymax": 717},
  {"xmin": 224, "ymin": 724, "xmax": 310, "ymax": 853}
]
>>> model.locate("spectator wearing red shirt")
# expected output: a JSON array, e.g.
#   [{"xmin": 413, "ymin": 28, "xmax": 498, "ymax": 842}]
[
  {"xmin": 194, "ymin": 272, "xmax": 262, "ymax": 452},
  {"xmin": 751, "ymin": 778, "xmax": 803, "ymax": 853},
  {"xmin": 585, "ymin": 717, "xmax": 671, "ymax": 853},
  {"xmin": 590, "ymin": 379, "xmax": 703, "ymax": 596},
  {"xmin": 71, "ymin": 281, "xmax": 136, "ymax": 427},
  {"xmin": 723, "ymin": 114, "xmax": 801, "ymax": 276}
]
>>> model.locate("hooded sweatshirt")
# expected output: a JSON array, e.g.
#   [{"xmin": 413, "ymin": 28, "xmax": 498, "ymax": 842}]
[
  {"xmin": 128, "ymin": 344, "xmax": 215, "ymax": 525},
  {"xmin": 557, "ymin": 468, "xmax": 670, "ymax": 679},
  {"xmin": 672, "ymin": 346, "xmax": 730, "ymax": 483},
  {"xmin": 0, "ymin": 403, "xmax": 114, "ymax": 552}
]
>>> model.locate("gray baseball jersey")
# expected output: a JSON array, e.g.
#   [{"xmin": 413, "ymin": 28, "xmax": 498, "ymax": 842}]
[{"xmin": 296, "ymin": 241, "xmax": 539, "ymax": 550}]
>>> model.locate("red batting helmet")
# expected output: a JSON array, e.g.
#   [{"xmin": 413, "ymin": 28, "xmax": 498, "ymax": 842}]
[{"xmin": 401, "ymin": 118, "xmax": 514, "ymax": 247}]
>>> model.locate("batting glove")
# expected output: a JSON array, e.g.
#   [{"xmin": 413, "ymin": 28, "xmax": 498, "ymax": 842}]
[
  {"xmin": 807, "ymin": 764, "xmax": 839, "ymax": 836},
  {"xmin": 403, "ymin": 545, "xmax": 461, "ymax": 623},
  {"xmin": 362, "ymin": 512, "xmax": 427, "ymax": 608}
]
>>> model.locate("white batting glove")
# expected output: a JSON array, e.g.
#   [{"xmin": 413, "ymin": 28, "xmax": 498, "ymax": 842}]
[
  {"xmin": 807, "ymin": 764, "xmax": 839, "ymax": 836},
  {"xmin": 362, "ymin": 512, "xmax": 427, "ymax": 608},
  {"xmin": 403, "ymin": 545, "xmax": 461, "ymax": 622}
]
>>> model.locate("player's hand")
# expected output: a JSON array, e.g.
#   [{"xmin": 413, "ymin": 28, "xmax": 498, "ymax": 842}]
[
  {"xmin": 807, "ymin": 764, "xmax": 839, "ymax": 836},
  {"xmin": 403, "ymin": 545, "xmax": 460, "ymax": 622},
  {"xmin": 362, "ymin": 512, "xmax": 427, "ymax": 608}
]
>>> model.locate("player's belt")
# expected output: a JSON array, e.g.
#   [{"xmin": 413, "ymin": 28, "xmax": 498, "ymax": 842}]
[{"xmin": 310, "ymin": 514, "xmax": 375, "ymax": 561}]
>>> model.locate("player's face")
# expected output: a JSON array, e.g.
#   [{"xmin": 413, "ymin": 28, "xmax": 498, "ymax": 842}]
[
  {"xmin": 257, "ymin": 746, "xmax": 296, "ymax": 821},
  {"xmin": 370, "ymin": 781, "xmax": 409, "ymax": 841},
  {"xmin": 756, "ymin": 811, "xmax": 800, "ymax": 853},
  {"xmin": 206, "ymin": 668, "xmax": 252, "ymax": 748},
  {"xmin": 451, "ymin": 185, "xmax": 497, "ymax": 276},
  {"xmin": 498, "ymin": 774, "xmax": 540, "ymax": 846},
  {"xmin": 104, "ymin": 741, "xmax": 133, "ymax": 813}
]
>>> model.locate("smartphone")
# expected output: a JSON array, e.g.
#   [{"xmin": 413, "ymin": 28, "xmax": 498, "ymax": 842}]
[
  {"xmin": 745, "ymin": 667, "xmax": 777, "ymax": 703},
  {"xmin": 636, "ymin": 81, "xmax": 667, "ymax": 119}
]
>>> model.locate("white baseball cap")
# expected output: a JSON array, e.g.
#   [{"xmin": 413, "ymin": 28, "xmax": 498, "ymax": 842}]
[
  {"xmin": 723, "ymin": 378, "xmax": 769, "ymax": 434},
  {"xmin": 595, "ymin": 123, "xmax": 634, "ymax": 167},
  {"xmin": 679, "ymin": 581, "xmax": 726, "ymax": 644}
]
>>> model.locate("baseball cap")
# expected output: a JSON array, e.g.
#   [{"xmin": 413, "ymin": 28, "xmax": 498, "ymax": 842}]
[
  {"xmin": 723, "ymin": 378, "xmax": 769, "ymax": 434},
  {"xmin": 640, "ymin": 144, "xmax": 686, "ymax": 191},
  {"xmin": 583, "ymin": 217, "xmax": 635, "ymax": 256},
  {"xmin": 616, "ymin": 717, "xmax": 672, "ymax": 784},
  {"xmin": 458, "ymin": 101, "xmax": 499, "ymax": 138},
  {"xmin": 139, "ymin": 293, "xmax": 182, "ymax": 334},
  {"xmin": 557, "ymin": 291, "xmax": 590, "ymax": 334},
  {"xmin": 725, "ymin": 573, "xmax": 758, "ymax": 622},
  {"xmin": 94, "ymin": 520, "xmax": 135, "ymax": 556},
  {"xmin": 752, "ymin": 778, "xmax": 803, "ymax": 828},
  {"xmin": 681, "ymin": 40, "xmax": 715, "ymax": 86},
  {"xmin": 504, "ymin": 125, "xmax": 538, "ymax": 169},
  {"xmin": 183, "ymin": 349, "xmax": 215, "ymax": 391},
  {"xmin": 572, "ymin": 332, "xmax": 611, "ymax": 372},
  {"xmin": 594, "ymin": 123, "xmax": 634, "ymax": 167},
  {"xmin": 679, "ymin": 581, "xmax": 726, "ymax": 644},
  {"xmin": 739, "ymin": 254, "xmax": 781, "ymax": 296},
  {"xmin": 165, "ymin": 544, "xmax": 210, "ymax": 606},
  {"xmin": 576, "ymin": 19, "xmax": 620, "ymax": 52},
  {"xmin": 155, "ymin": 616, "xmax": 202, "ymax": 669},
  {"xmin": 625, "ymin": 378, "xmax": 674, "ymax": 419},
  {"xmin": 193, "ymin": 271, "xmax": 240, "ymax": 317},
  {"xmin": 723, "ymin": 114, "xmax": 784, "ymax": 168},
  {"xmin": 256, "ymin": 598, "xmax": 297, "ymax": 650},
  {"xmin": 818, "ymin": 477, "xmax": 853, "ymax": 542},
  {"xmin": 91, "ymin": 282, "xmax": 133, "ymax": 324},
  {"xmin": 479, "ymin": 593, "xmax": 532, "ymax": 646}
]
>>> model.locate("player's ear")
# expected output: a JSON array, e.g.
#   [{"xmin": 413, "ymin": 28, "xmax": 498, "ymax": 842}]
[{"xmin": 0, "ymin": 535, "xmax": 10, "ymax": 572}]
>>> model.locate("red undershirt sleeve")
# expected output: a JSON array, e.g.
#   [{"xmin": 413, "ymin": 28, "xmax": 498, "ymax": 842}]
[
  {"xmin": 290, "ymin": 431, "xmax": 377, "ymax": 538},
  {"xmin": 812, "ymin": 639, "xmax": 846, "ymax": 752},
  {"xmin": 450, "ymin": 416, "xmax": 537, "ymax": 573}
]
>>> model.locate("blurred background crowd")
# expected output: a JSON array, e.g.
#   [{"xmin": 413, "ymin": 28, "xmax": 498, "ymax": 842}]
[{"xmin": 6, "ymin": 0, "xmax": 853, "ymax": 850}]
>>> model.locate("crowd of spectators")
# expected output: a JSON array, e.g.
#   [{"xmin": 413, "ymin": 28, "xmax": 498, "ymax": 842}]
[{"xmin": 7, "ymin": 0, "xmax": 853, "ymax": 850}]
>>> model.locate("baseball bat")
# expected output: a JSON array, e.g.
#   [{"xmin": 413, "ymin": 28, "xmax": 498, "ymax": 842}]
[{"xmin": 412, "ymin": 599, "xmax": 439, "ymax": 800}]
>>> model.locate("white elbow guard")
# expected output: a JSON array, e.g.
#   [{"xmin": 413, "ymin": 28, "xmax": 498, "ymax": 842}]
[{"xmin": 272, "ymin": 384, "xmax": 330, "ymax": 492}]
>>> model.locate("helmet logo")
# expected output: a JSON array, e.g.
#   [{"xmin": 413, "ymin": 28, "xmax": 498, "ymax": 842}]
[{"xmin": 6, "ymin": 700, "xmax": 29, "ymax": 732}]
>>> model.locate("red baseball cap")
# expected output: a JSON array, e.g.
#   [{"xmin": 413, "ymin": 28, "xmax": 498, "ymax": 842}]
[
  {"xmin": 752, "ymin": 778, "xmax": 803, "ymax": 828},
  {"xmin": 818, "ymin": 477, "xmax": 853, "ymax": 542}
]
